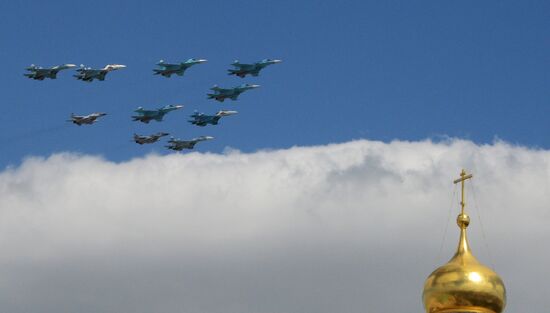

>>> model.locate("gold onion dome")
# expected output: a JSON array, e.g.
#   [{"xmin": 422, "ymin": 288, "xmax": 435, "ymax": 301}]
[{"xmin": 422, "ymin": 171, "xmax": 506, "ymax": 313}]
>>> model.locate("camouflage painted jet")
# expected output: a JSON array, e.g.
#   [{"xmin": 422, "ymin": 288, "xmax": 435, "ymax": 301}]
[
  {"xmin": 132, "ymin": 104, "xmax": 183, "ymax": 123},
  {"xmin": 166, "ymin": 136, "xmax": 214, "ymax": 151},
  {"xmin": 74, "ymin": 64, "xmax": 126, "ymax": 82},
  {"xmin": 68, "ymin": 112, "xmax": 107, "ymax": 126},
  {"xmin": 133, "ymin": 132, "xmax": 169, "ymax": 145},
  {"xmin": 228, "ymin": 59, "xmax": 282, "ymax": 78},
  {"xmin": 189, "ymin": 110, "xmax": 238, "ymax": 127},
  {"xmin": 153, "ymin": 58, "xmax": 207, "ymax": 78},
  {"xmin": 207, "ymin": 84, "xmax": 259, "ymax": 102},
  {"xmin": 24, "ymin": 63, "xmax": 76, "ymax": 80}
]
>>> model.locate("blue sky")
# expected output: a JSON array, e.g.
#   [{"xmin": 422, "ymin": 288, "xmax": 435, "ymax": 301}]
[{"xmin": 0, "ymin": 0, "xmax": 548, "ymax": 167}]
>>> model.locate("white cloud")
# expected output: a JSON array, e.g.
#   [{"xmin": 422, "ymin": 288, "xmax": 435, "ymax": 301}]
[{"xmin": 0, "ymin": 139, "xmax": 548, "ymax": 313}]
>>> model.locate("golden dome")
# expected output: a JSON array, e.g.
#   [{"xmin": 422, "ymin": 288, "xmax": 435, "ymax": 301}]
[{"xmin": 423, "ymin": 171, "xmax": 506, "ymax": 313}]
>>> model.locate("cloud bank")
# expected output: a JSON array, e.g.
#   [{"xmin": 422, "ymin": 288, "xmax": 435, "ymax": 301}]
[{"xmin": 0, "ymin": 139, "xmax": 548, "ymax": 313}]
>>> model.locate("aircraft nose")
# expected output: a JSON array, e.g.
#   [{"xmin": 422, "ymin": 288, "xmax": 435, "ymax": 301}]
[
  {"xmin": 111, "ymin": 64, "xmax": 126, "ymax": 69},
  {"xmin": 197, "ymin": 59, "xmax": 208, "ymax": 63},
  {"xmin": 272, "ymin": 59, "xmax": 282, "ymax": 63}
]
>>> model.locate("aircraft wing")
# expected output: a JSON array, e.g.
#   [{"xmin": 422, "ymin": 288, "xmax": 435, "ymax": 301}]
[
  {"xmin": 34, "ymin": 68, "xmax": 50, "ymax": 75},
  {"xmin": 233, "ymin": 63, "xmax": 254, "ymax": 70},
  {"xmin": 97, "ymin": 71, "xmax": 107, "ymax": 81},
  {"xmin": 186, "ymin": 141, "xmax": 197, "ymax": 149},
  {"xmin": 141, "ymin": 110, "xmax": 158, "ymax": 116},
  {"xmin": 217, "ymin": 88, "xmax": 233, "ymax": 95},
  {"xmin": 160, "ymin": 63, "xmax": 179, "ymax": 69}
]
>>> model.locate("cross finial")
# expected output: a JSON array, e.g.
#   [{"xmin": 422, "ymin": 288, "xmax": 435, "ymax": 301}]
[{"xmin": 453, "ymin": 169, "xmax": 473, "ymax": 215}]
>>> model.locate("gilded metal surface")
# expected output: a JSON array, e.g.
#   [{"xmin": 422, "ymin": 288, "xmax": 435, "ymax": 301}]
[{"xmin": 422, "ymin": 170, "xmax": 506, "ymax": 313}]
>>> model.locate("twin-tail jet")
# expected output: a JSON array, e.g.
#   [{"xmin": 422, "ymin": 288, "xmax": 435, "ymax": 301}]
[
  {"xmin": 153, "ymin": 58, "xmax": 207, "ymax": 78},
  {"xmin": 74, "ymin": 64, "xmax": 126, "ymax": 82},
  {"xmin": 166, "ymin": 136, "xmax": 214, "ymax": 151},
  {"xmin": 132, "ymin": 104, "xmax": 183, "ymax": 123},
  {"xmin": 133, "ymin": 132, "xmax": 169, "ymax": 145},
  {"xmin": 227, "ymin": 59, "xmax": 282, "ymax": 78},
  {"xmin": 24, "ymin": 64, "xmax": 76, "ymax": 80},
  {"xmin": 188, "ymin": 110, "xmax": 238, "ymax": 127},
  {"xmin": 68, "ymin": 112, "xmax": 107, "ymax": 126},
  {"xmin": 207, "ymin": 84, "xmax": 259, "ymax": 102}
]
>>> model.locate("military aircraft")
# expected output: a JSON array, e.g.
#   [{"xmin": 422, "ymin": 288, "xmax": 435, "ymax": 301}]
[
  {"xmin": 74, "ymin": 64, "xmax": 126, "ymax": 82},
  {"xmin": 24, "ymin": 63, "xmax": 76, "ymax": 80},
  {"xmin": 68, "ymin": 112, "xmax": 107, "ymax": 126},
  {"xmin": 132, "ymin": 104, "xmax": 183, "ymax": 123},
  {"xmin": 133, "ymin": 132, "xmax": 169, "ymax": 145},
  {"xmin": 228, "ymin": 59, "xmax": 282, "ymax": 78},
  {"xmin": 189, "ymin": 110, "xmax": 238, "ymax": 127},
  {"xmin": 153, "ymin": 58, "xmax": 207, "ymax": 78},
  {"xmin": 166, "ymin": 136, "xmax": 214, "ymax": 151},
  {"xmin": 207, "ymin": 84, "xmax": 259, "ymax": 102}
]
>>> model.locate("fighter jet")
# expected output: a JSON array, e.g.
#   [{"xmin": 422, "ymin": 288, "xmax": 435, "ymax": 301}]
[
  {"xmin": 74, "ymin": 64, "xmax": 126, "ymax": 82},
  {"xmin": 68, "ymin": 112, "xmax": 107, "ymax": 126},
  {"xmin": 189, "ymin": 110, "xmax": 238, "ymax": 127},
  {"xmin": 24, "ymin": 63, "xmax": 76, "ymax": 80},
  {"xmin": 132, "ymin": 104, "xmax": 183, "ymax": 123},
  {"xmin": 207, "ymin": 84, "xmax": 260, "ymax": 102},
  {"xmin": 133, "ymin": 132, "xmax": 169, "ymax": 145},
  {"xmin": 153, "ymin": 58, "xmax": 207, "ymax": 78},
  {"xmin": 228, "ymin": 59, "xmax": 282, "ymax": 78},
  {"xmin": 166, "ymin": 136, "xmax": 214, "ymax": 151}
]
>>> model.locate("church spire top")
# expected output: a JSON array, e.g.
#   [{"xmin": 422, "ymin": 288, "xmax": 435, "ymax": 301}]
[{"xmin": 422, "ymin": 170, "xmax": 506, "ymax": 313}]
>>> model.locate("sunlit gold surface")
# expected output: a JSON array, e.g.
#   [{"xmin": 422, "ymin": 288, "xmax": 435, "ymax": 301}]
[{"xmin": 422, "ymin": 170, "xmax": 506, "ymax": 313}]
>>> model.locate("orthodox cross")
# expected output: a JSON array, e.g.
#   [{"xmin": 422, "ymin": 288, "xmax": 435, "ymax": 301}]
[{"xmin": 453, "ymin": 169, "xmax": 473, "ymax": 215}]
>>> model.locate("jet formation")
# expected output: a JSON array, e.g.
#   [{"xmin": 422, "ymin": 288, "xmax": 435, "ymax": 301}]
[{"xmin": 25, "ymin": 57, "xmax": 282, "ymax": 152}]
